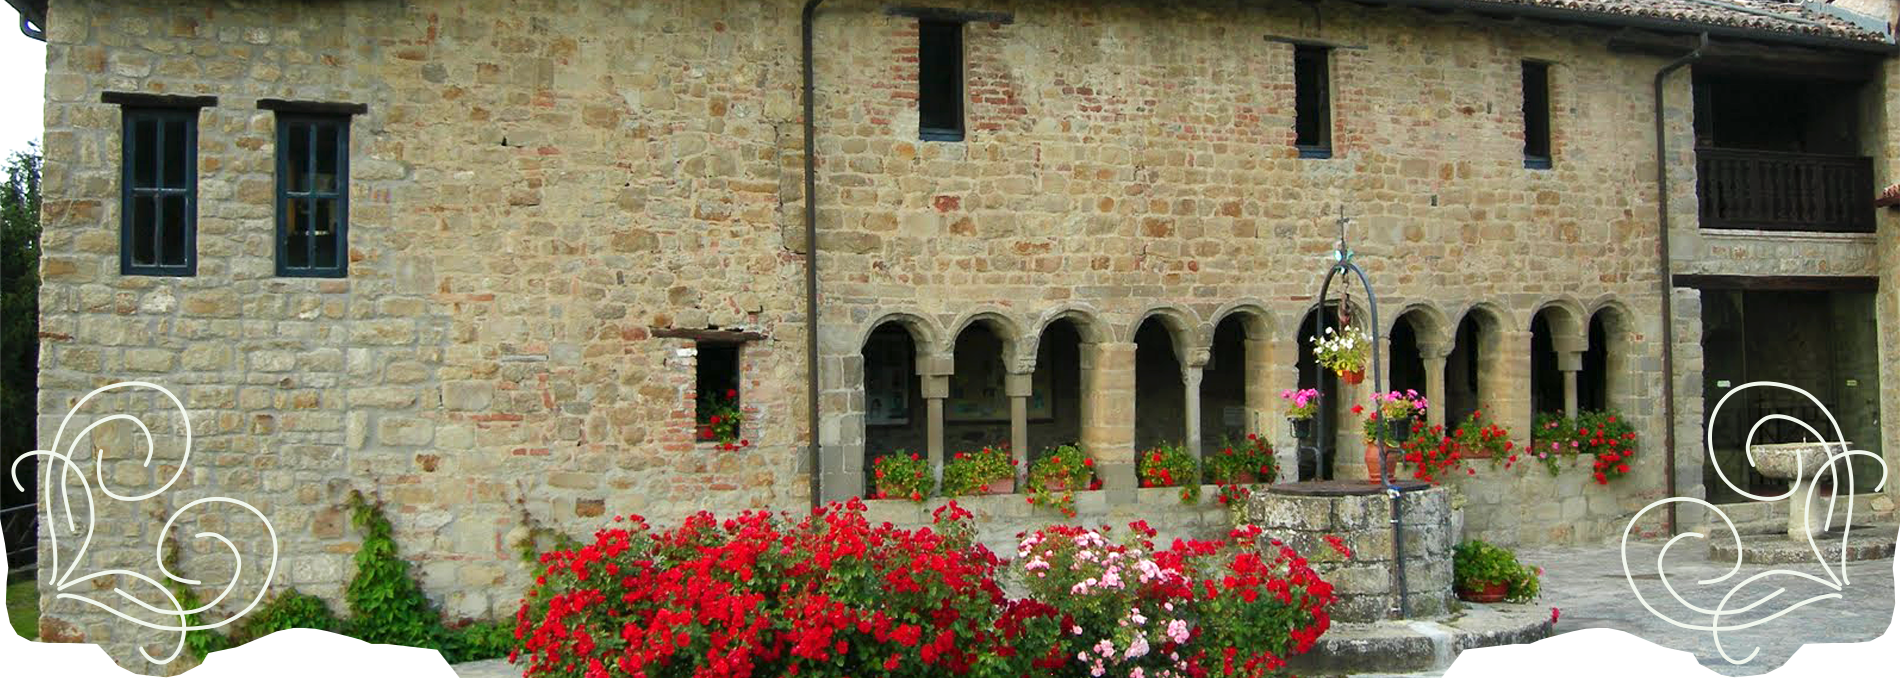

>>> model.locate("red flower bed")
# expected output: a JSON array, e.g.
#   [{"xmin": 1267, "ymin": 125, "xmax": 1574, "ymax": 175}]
[{"xmin": 512, "ymin": 502, "xmax": 1336, "ymax": 677}]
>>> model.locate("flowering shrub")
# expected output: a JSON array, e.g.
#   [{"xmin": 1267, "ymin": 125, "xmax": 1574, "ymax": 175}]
[
  {"xmin": 1280, "ymin": 388, "xmax": 1321, "ymax": 420},
  {"xmin": 1357, "ymin": 390, "xmax": 1427, "ymax": 445},
  {"xmin": 1139, "ymin": 443, "xmax": 1201, "ymax": 504},
  {"xmin": 1009, "ymin": 522, "xmax": 1336, "ymax": 677},
  {"xmin": 1027, "ymin": 444, "xmax": 1094, "ymax": 517},
  {"xmin": 513, "ymin": 501, "xmax": 1006, "ymax": 677},
  {"xmin": 943, "ymin": 446, "xmax": 1016, "ymax": 496},
  {"xmin": 1203, "ymin": 434, "xmax": 1275, "ymax": 485},
  {"xmin": 1396, "ymin": 410, "xmax": 1521, "ymax": 483},
  {"xmin": 871, "ymin": 450, "xmax": 931, "ymax": 502},
  {"xmin": 1310, "ymin": 326, "xmax": 1369, "ymax": 376},
  {"xmin": 1448, "ymin": 408, "xmax": 1518, "ymax": 469},
  {"xmin": 514, "ymin": 506, "xmax": 1337, "ymax": 678},
  {"xmin": 1453, "ymin": 539, "xmax": 1541, "ymax": 603},
  {"xmin": 697, "ymin": 388, "xmax": 744, "ymax": 447},
  {"xmin": 1532, "ymin": 410, "xmax": 1638, "ymax": 485}
]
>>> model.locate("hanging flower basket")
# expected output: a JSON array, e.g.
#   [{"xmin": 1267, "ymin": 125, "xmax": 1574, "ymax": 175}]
[{"xmin": 1311, "ymin": 326, "xmax": 1370, "ymax": 383}]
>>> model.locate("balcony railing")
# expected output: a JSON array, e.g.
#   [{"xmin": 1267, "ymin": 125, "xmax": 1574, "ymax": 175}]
[{"xmin": 1696, "ymin": 148, "xmax": 1875, "ymax": 233}]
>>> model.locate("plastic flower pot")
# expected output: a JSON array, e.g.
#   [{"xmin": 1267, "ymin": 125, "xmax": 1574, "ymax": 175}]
[
  {"xmin": 1290, "ymin": 417, "xmax": 1313, "ymax": 441},
  {"xmin": 1338, "ymin": 368, "xmax": 1365, "ymax": 385},
  {"xmin": 1457, "ymin": 581, "xmax": 1510, "ymax": 603}
]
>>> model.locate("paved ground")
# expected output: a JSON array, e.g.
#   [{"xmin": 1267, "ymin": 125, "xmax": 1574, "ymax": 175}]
[
  {"xmin": 1517, "ymin": 536, "xmax": 1895, "ymax": 677},
  {"xmin": 451, "ymin": 534, "xmax": 1897, "ymax": 678}
]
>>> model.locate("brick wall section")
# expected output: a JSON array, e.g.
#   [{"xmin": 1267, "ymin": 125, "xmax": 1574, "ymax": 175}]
[{"xmin": 32, "ymin": 0, "xmax": 1896, "ymax": 672}]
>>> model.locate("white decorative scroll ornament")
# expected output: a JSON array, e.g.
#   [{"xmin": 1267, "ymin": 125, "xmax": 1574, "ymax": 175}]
[
  {"xmin": 1620, "ymin": 381, "xmax": 1889, "ymax": 665},
  {"xmin": 7, "ymin": 381, "xmax": 279, "ymax": 666}
]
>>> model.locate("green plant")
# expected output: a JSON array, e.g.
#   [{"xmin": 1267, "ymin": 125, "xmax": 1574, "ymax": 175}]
[
  {"xmin": 158, "ymin": 493, "xmax": 518, "ymax": 666},
  {"xmin": 1139, "ymin": 442, "xmax": 1201, "ymax": 504},
  {"xmin": 230, "ymin": 589, "xmax": 340, "ymax": 643},
  {"xmin": 942, "ymin": 445, "xmax": 1015, "ymax": 496},
  {"xmin": 1453, "ymin": 539, "xmax": 1541, "ymax": 603},
  {"xmin": 1026, "ymin": 444, "xmax": 1094, "ymax": 517},
  {"xmin": 6, "ymin": 577, "xmax": 35, "ymax": 640},
  {"xmin": 871, "ymin": 449, "xmax": 932, "ymax": 502}
]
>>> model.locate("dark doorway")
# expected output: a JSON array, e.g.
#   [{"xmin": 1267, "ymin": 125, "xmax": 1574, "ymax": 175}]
[{"xmin": 1700, "ymin": 288, "xmax": 1884, "ymax": 502}]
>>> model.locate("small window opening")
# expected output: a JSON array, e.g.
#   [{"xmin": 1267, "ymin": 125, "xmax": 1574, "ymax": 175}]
[
  {"xmin": 1523, "ymin": 61, "xmax": 1552, "ymax": 169},
  {"xmin": 918, "ymin": 19, "xmax": 965, "ymax": 141},
  {"xmin": 696, "ymin": 343, "xmax": 742, "ymax": 443},
  {"xmin": 1294, "ymin": 45, "xmax": 1332, "ymax": 159}
]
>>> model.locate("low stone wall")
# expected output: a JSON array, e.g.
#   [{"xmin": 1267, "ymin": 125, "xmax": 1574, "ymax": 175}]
[
  {"xmin": 859, "ymin": 485, "xmax": 1238, "ymax": 555},
  {"xmin": 1245, "ymin": 486, "xmax": 1454, "ymax": 622},
  {"xmin": 1443, "ymin": 455, "xmax": 1663, "ymax": 547},
  {"xmin": 1706, "ymin": 495, "xmax": 1896, "ymax": 535}
]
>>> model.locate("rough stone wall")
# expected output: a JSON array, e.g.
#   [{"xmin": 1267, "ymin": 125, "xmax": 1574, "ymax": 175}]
[
  {"xmin": 1877, "ymin": 57, "xmax": 1900, "ymax": 513},
  {"xmin": 812, "ymin": 0, "xmax": 1675, "ymax": 550},
  {"xmin": 34, "ymin": 0, "xmax": 1854, "ymax": 672},
  {"xmin": 36, "ymin": 0, "xmax": 814, "ymax": 672}
]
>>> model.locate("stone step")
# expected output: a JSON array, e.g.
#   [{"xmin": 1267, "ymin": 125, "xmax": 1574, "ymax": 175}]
[{"xmin": 1286, "ymin": 602, "xmax": 1554, "ymax": 676}]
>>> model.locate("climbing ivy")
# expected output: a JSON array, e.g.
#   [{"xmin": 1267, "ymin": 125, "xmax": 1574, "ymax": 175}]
[{"xmin": 165, "ymin": 491, "xmax": 515, "ymax": 665}]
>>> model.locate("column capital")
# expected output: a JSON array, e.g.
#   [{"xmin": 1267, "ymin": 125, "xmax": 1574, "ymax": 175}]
[
  {"xmin": 1556, "ymin": 350, "xmax": 1584, "ymax": 372},
  {"xmin": 921, "ymin": 373, "xmax": 950, "ymax": 400},
  {"xmin": 1419, "ymin": 341, "xmax": 1453, "ymax": 360},
  {"xmin": 1182, "ymin": 347, "xmax": 1211, "ymax": 369},
  {"xmin": 1004, "ymin": 371, "xmax": 1034, "ymax": 398},
  {"xmin": 1181, "ymin": 363, "xmax": 1205, "ymax": 387},
  {"xmin": 916, "ymin": 354, "xmax": 953, "ymax": 377}
]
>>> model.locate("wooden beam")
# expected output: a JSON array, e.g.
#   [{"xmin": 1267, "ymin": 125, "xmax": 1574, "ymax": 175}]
[
  {"xmin": 884, "ymin": 6, "xmax": 1013, "ymax": 24},
  {"xmin": 101, "ymin": 91, "xmax": 217, "ymax": 109},
  {"xmin": 652, "ymin": 327, "xmax": 769, "ymax": 343},
  {"xmin": 257, "ymin": 98, "xmax": 370, "ymax": 116},
  {"xmin": 1673, "ymin": 274, "xmax": 1879, "ymax": 292}
]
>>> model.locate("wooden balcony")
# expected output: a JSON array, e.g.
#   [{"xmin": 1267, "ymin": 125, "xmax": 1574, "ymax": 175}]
[{"xmin": 1695, "ymin": 148, "xmax": 1875, "ymax": 233}]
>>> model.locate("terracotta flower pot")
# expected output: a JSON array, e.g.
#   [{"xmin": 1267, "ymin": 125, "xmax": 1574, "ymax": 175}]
[
  {"xmin": 1363, "ymin": 443, "xmax": 1400, "ymax": 484},
  {"xmin": 1458, "ymin": 581, "xmax": 1510, "ymax": 603},
  {"xmin": 1338, "ymin": 368, "xmax": 1365, "ymax": 385},
  {"xmin": 1229, "ymin": 471, "xmax": 1258, "ymax": 484},
  {"xmin": 981, "ymin": 476, "xmax": 1016, "ymax": 495}
]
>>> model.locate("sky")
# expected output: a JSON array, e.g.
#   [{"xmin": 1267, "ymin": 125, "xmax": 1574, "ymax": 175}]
[{"xmin": 0, "ymin": 27, "xmax": 44, "ymax": 158}]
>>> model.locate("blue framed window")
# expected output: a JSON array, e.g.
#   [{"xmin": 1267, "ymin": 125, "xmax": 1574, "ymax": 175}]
[
  {"xmin": 274, "ymin": 113, "xmax": 351, "ymax": 277},
  {"xmin": 119, "ymin": 107, "xmax": 199, "ymax": 276}
]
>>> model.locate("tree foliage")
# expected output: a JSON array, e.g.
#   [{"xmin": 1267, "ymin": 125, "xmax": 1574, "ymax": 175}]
[{"xmin": 1, "ymin": 145, "xmax": 39, "ymax": 509}]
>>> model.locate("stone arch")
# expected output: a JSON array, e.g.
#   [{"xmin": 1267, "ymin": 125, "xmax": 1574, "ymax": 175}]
[
  {"xmin": 1207, "ymin": 299, "xmax": 1276, "ymax": 341},
  {"xmin": 855, "ymin": 311, "xmax": 944, "ymax": 361},
  {"xmin": 1529, "ymin": 297, "xmax": 1588, "ymax": 343},
  {"xmin": 1124, "ymin": 303, "xmax": 1203, "ymax": 362},
  {"xmin": 1386, "ymin": 303, "xmax": 1451, "ymax": 405},
  {"xmin": 1203, "ymin": 301, "xmax": 1275, "ymax": 448},
  {"xmin": 948, "ymin": 308, "xmax": 1026, "ymax": 371},
  {"xmin": 1022, "ymin": 303, "xmax": 1108, "ymax": 371},
  {"xmin": 1445, "ymin": 303, "xmax": 1512, "ymax": 426},
  {"xmin": 1387, "ymin": 302, "xmax": 1453, "ymax": 352},
  {"xmin": 1582, "ymin": 298, "xmax": 1638, "ymax": 413}
]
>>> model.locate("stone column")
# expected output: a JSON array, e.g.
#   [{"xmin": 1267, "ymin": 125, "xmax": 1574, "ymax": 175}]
[
  {"xmin": 1495, "ymin": 330, "xmax": 1535, "ymax": 440},
  {"xmin": 919, "ymin": 355, "xmax": 952, "ymax": 495},
  {"xmin": 1266, "ymin": 336, "xmax": 1302, "ymax": 484},
  {"xmin": 1244, "ymin": 337, "xmax": 1275, "ymax": 436},
  {"xmin": 1183, "ymin": 351, "xmax": 1207, "ymax": 460},
  {"xmin": 1555, "ymin": 332, "xmax": 1585, "ymax": 418},
  {"xmin": 1421, "ymin": 341, "xmax": 1451, "ymax": 432},
  {"xmin": 1005, "ymin": 371, "xmax": 1032, "ymax": 486},
  {"xmin": 1082, "ymin": 341, "xmax": 1138, "ymax": 503}
]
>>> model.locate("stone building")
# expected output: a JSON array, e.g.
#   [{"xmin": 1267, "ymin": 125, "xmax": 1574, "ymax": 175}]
[{"xmin": 14, "ymin": 0, "xmax": 1900, "ymax": 672}]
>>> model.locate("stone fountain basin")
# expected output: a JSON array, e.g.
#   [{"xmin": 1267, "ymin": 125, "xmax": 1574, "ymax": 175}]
[{"xmin": 1748, "ymin": 442, "xmax": 1850, "ymax": 481}]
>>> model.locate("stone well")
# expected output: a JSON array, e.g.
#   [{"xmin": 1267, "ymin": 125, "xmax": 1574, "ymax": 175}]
[{"xmin": 1245, "ymin": 481, "xmax": 1454, "ymax": 622}]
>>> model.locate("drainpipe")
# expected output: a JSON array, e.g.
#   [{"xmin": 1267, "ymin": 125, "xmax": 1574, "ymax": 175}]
[
  {"xmin": 802, "ymin": 0, "xmax": 827, "ymax": 511},
  {"xmin": 1654, "ymin": 33, "xmax": 1707, "ymax": 537}
]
